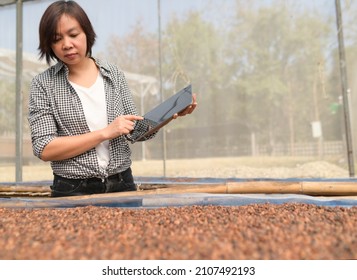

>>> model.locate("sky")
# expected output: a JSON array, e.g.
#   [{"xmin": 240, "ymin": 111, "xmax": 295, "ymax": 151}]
[
  {"xmin": 0, "ymin": 0, "xmax": 220, "ymax": 56},
  {"xmin": 0, "ymin": 0, "xmax": 354, "ymax": 58}
]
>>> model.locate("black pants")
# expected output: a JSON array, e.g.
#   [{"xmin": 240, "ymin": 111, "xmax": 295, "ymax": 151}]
[{"xmin": 50, "ymin": 168, "xmax": 136, "ymax": 197}]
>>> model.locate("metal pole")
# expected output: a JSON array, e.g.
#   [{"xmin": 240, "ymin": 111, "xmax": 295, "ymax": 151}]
[
  {"xmin": 158, "ymin": 0, "xmax": 167, "ymax": 176},
  {"xmin": 140, "ymin": 83, "xmax": 146, "ymax": 161},
  {"xmin": 15, "ymin": 0, "xmax": 23, "ymax": 182},
  {"xmin": 335, "ymin": 0, "xmax": 355, "ymax": 177}
]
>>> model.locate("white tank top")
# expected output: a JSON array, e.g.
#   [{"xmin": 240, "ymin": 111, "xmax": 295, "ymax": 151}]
[{"xmin": 70, "ymin": 73, "xmax": 110, "ymax": 170}]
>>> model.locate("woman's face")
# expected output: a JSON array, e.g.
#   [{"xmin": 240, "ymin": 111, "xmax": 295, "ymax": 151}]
[{"xmin": 51, "ymin": 14, "xmax": 88, "ymax": 66}]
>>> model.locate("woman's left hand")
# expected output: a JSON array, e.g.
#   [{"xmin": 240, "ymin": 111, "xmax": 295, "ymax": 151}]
[{"xmin": 173, "ymin": 93, "xmax": 197, "ymax": 119}]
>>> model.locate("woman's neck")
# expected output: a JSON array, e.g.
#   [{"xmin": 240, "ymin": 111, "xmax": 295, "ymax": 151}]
[
  {"xmin": 67, "ymin": 56, "xmax": 93, "ymax": 75},
  {"xmin": 67, "ymin": 57, "xmax": 99, "ymax": 88}
]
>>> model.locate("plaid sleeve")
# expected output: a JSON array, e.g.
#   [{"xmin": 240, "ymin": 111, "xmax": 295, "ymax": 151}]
[
  {"xmin": 28, "ymin": 75, "xmax": 58, "ymax": 159},
  {"xmin": 126, "ymin": 119, "xmax": 157, "ymax": 143}
]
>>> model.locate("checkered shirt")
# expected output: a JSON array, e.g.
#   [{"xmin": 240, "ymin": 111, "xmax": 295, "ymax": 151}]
[{"xmin": 28, "ymin": 58, "xmax": 153, "ymax": 179}]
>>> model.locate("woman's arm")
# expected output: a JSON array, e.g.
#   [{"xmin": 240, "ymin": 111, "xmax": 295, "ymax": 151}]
[{"xmin": 41, "ymin": 114, "xmax": 143, "ymax": 161}]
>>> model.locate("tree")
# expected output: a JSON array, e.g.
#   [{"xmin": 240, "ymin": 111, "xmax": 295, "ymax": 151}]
[
  {"xmin": 0, "ymin": 81, "xmax": 15, "ymax": 134},
  {"xmin": 163, "ymin": 11, "xmax": 225, "ymax": 127},
  {"xmin": 227, "ymin": 0, "xmax": 332, "ymax": 154},
  {"xmin": 100, "ymin": 21, "xmax": 161, "ymax": 116}
]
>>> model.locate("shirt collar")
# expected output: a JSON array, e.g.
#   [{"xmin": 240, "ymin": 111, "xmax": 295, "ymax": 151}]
[
  {"xmin": 53, "ymin": 60, "xmax": 66, "ymax": 76},
  {"xmin": 52, "ymin": 57, "xmax": 111, "ymax": 76},
  {"xmin": 91, "ymin": 57, "xmax": 112, "ymax": 77}
]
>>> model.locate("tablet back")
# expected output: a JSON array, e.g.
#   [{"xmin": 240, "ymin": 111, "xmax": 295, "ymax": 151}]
[{"xmin": 131, "ymin": 84, "xmax": 192, "ymax": 142}]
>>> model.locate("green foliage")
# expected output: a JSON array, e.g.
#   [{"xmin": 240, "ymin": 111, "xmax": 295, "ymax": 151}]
[
  {"xmin": 163, "ymin": 11, "xmax": 225, "ymax": 126},
  {"xmin": 0, "ymin": 79, "xmax": 31, "ymax": 135},
  {"xmin": 227, "ymin": 2, "xmax": 333, "ymax": 145},
  {"xmin": 103, "ymin": 0, "xmax": 352, "ymax": 154},
  {"xmin": 0, "ymin": 81, "xmax": 15, "ymax": 134}
]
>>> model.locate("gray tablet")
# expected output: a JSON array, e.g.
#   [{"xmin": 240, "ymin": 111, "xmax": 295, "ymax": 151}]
[{"xmin": 131, "ymin": 84, "xmax": 192, "ymax": 143}]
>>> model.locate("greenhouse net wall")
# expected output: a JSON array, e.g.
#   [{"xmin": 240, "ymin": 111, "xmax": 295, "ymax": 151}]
[{"xmin": 1, "ymin": 0, "xmax": 356, "ymax": 182}]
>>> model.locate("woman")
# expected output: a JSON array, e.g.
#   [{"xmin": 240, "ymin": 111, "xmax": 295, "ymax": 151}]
[{"xmin": 28, "ymin": 0, "xmax": 196, "ymax": 197}]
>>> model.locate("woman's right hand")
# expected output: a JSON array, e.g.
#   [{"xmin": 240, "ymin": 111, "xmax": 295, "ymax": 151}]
[{"xmin": 103, "ymin": 115, "xmax": 144, "ymax": 140}]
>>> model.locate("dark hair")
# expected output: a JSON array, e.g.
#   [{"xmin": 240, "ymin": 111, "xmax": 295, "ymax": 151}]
[{"xmin": 38, "ymin": 0, "xmax": 96, "ymax": 64}]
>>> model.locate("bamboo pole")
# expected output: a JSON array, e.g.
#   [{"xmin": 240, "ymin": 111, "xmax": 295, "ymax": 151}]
[
  {"xmin": 226, "ymin": 181, "xmax": 357, "ymax": 196},
  {"xmin": 301, "ymin": 181, "xmax": 357, "ymax": 196},
  {"xmin": 226, "ymin": 181, "xmax": 302, "ymax": 194},
  {"xmin": 1, "ymin": 182, "xmax": 357, "ymax": 208},
  {"xmin": 0, "ymin": 186, "xmax": 50, "ymax": 193},
  {"xmin": 2, "ymin": 180, "xmax": 357, "ymax": 198}
]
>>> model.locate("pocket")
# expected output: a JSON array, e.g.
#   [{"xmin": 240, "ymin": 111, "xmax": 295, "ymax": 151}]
[
  {"xmin": 118, "ymin": 168, "xmax": 136, "ymax": 191},
  {"xmin": 121, "ymin": 167, "xmax": 134, "ymax": 182},
  {"xmin": 51, "ymin": 176, "xmax": 83, "ymax": 197},
  {"xmin": 105, "ymin": 175, "xmax": 136, "ymax": 193},
  {"xmin": 120, "ymin": 181, "xmax": 137, "ymax": 192}
]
